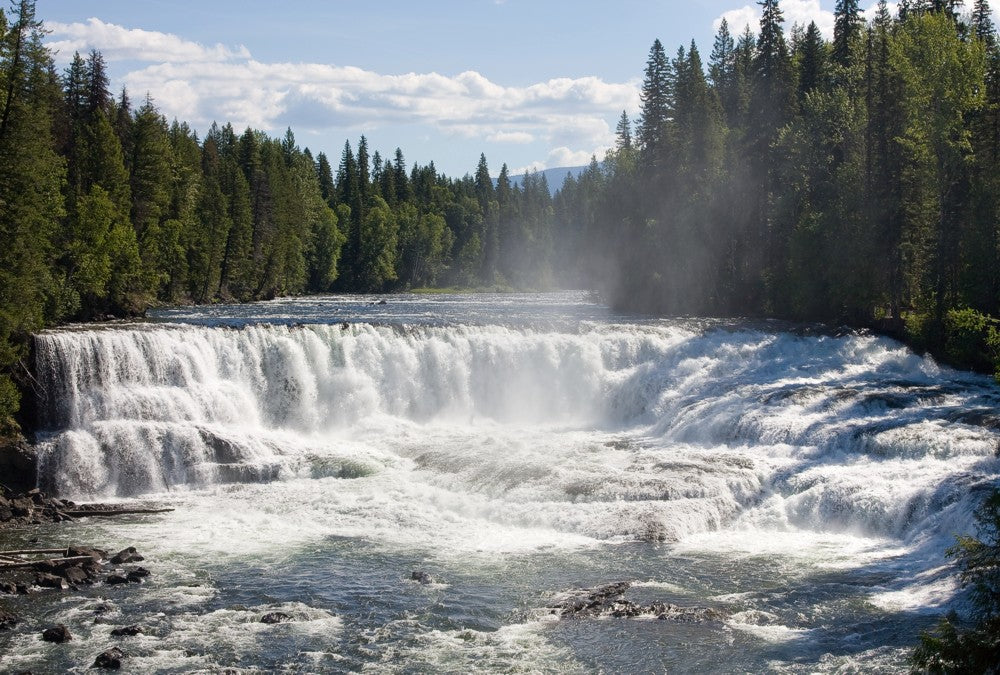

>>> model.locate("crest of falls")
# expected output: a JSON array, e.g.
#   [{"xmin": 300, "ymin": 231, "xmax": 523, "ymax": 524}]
[{"xmin": 32, "ymin": 319, "xmax": 1000, "ymax": 546}]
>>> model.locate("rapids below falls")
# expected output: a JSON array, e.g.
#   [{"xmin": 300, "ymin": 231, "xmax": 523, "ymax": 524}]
[{"xmin": 1, "ymin": 291, "xmax": 998, "ymax": 673}]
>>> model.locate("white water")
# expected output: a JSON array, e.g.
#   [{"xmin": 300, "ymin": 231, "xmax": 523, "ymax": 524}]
[{"xmin": 16, "ymin": 294, "xmax": 1000, "ymax": 672}]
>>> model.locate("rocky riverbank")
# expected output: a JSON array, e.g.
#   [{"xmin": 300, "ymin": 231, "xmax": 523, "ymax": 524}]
[{"xmin": 0, "ymin": 487, "xmax": 162, "ymax": 671}]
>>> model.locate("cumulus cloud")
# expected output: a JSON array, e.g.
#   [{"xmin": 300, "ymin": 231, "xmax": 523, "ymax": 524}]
[
  {"xmin": 47, "ymin": 17, "xmax": 250, "ymax": 63},
  {"xmin": 714, "ymin": 0, "xmax": 835, "ymax": 38},
  {"xmin": 45, "ymin": 19, "xmax": 637, "ymax": 172}
]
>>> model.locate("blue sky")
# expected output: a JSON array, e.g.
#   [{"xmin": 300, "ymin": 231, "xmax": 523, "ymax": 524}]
[{"xmin": 37, "ymin": 1, "xmax": 994, "ymax": 177}]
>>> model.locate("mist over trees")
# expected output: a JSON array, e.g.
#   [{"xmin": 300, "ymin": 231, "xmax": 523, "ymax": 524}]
[{"xmin": 558, "ymin": 0, "xmax": 1000, "ymax": 376}]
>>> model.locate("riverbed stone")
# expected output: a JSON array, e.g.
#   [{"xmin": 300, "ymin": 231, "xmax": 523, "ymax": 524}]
[
  {"xmin": 105, "ymin": 572, "xmax": 129, "ymax": 585},
  {"xmin": 110, "ymin": 547, "xmax": 143, "ymax": 564},
  {"xmin": 126, "ymin": 567, "xmax": 150, "ymax": 583},
  {"xmin": 61, "ymin": 566, "xmax": 89, "ymax": 586},
  {"xmin": 260, "ymin": 611, "xmax": 292, "ymax": 624},
  {"xmin": 41, "ymin": 624, "xmax": 71, "ymax": 643},
  {"xmin": 92, "ymin": 647, "xmax": 125, "ymax": 669},
  {"xmin": 110, "ymin": 625, "xmax": 143, "ymax": 637},
  {"xmin": 35, "ymin": 572, "xmax": 68, "ymax": 590},
  {"xmin": 0, "ymin": 608, "xmax": 18, "ymax": 629},
  {"xmin": 410, "ymin": 570, "xmax": 435, "ymax": 584}
]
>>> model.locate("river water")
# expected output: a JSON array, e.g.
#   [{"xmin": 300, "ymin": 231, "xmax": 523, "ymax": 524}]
[{"xmin": 2, "ymin": 291, "xmax": 998, "ymax": 672}]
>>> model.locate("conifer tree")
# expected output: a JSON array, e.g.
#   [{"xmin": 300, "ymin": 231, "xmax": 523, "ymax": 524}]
[{"xmin": 638, "ymin": 39, "xmax": 673, "ymax": 155}]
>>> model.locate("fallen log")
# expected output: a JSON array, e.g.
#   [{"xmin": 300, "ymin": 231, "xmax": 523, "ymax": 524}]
[
  {"xmin": 0, "ymin": 548, "xmax": 68, "ymax": 555},
  {"xmin": 63, "ymin": 508, "xmax": 173, "ymax": 518},
  {"xmin": 0, "ymin": 555, "xmax": 95, "ymax": 569}
]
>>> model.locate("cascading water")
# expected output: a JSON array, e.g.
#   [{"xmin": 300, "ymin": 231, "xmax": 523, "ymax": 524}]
[{"xmin": 7, "ymin": 292, "xmax": 1000, "ymax": 672}]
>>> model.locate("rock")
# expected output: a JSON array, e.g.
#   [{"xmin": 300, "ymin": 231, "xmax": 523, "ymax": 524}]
[
  {"xmin": 110, "ymin": 625, "xmax": 143, "ymax": 637},
  {"xmin": 110, "ymin": 547, "xmax": 144, "ymax": 564},
  {"xmin": 126, "ymin": 567, "xmax": 150, "ymax": 583},
  {"xmin": 410, "ymin": 570, "xmax": 435, "ymax": 585},
  {"xmin": 41, "ymin": 624, "xmax": 72, "ymax": 643},
  {"xmin": 0, "ymin": 436, "xmax": 37, "ymax": 494},
  {"xmin": 260, "ymin": 612, "xmax": 292, "ymax": 624},
  {"xmin": 92, "ymin": 647, "xmax": 125, "ymax": 669},
  {"xmin": 67, "ymin": 546, "xmax": 105, "ymax": 562},
  {"xmin": 0, "ymin": 608, "xmax": 19, "ymax": 630},
  {"xmin": 35, "ymin": 572, "xmax": 68, "ymax": 590},
  {"xmin": 105, "ymin": 573, "xmax": 130, "ymax": 585},
  {"xmin": 11, "ymin": 498, "xmax": 32, "ymax": 517},
  {"xmin": 93, "ymin": 603, "xmax": 113, "ymax": 615},
  {"xmin": 547, "ymin": 581, "xmax": 726, "ymax": 623},
  {"xmin": 61, "ymin": 565, "xmax": 89, "ymax": 586},
  {"xmin": 0, "ymin": 582, "xmax": 17, "ymax": 594}
]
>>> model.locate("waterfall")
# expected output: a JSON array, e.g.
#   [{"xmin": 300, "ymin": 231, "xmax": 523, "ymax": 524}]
[{"xmin": 32, "ymin": 320, "xmax": 1000, "ymax": 546}]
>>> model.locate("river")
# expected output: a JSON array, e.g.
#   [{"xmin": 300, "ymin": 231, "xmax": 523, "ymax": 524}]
[{"xmin": 2, "ymin": 291, "xmax": 997, "ymax": 672}]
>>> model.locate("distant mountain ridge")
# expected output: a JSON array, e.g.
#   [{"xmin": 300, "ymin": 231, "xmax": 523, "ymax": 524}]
[{"xmin": 501, "ymin": 165, "xmax": 589, "ymax": 195}]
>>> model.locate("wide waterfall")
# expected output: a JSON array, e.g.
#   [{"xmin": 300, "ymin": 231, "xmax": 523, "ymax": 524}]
[{"xmin": 7, "ymin": 293, "xmax": 1000, "ymax": 672}]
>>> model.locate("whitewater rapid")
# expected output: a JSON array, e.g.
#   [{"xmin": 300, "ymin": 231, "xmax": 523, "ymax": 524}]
[{"xmin": 33, "ymin": 318, "xmax": 999, "ymax": 548}]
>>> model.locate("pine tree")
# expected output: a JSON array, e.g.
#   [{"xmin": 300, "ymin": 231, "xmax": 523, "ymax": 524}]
[
  {"xmin": 638, "ymin": 39, "xmax": 673, "ymax": 154},
  {"xmin": 798, "ymin": 22, "xmax": 828, "ymax": 104},
  {"xmin": 615, "ymin": 110, "xmax": 633, "ymax": 150},
  {"xmin": 833, "ymin": 0, "xmax": 863, "ymax": 67}
]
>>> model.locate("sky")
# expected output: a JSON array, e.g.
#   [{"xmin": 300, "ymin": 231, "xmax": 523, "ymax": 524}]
[{"xmin": 37, "ymin": 0, "xmax": 999, "ymax": 178}]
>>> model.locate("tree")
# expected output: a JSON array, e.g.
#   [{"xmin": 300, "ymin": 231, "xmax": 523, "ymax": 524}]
[
  {"xmin": 638, "ymin": 39, "xmax": 673, "ymax": 155},
  {"xmin": 912, "ymin": 490, "xmax": 1000, "ymax": 671},
  {"xmin": 833, "ymin": 0, "xmax": 863, "ymax": 67}
]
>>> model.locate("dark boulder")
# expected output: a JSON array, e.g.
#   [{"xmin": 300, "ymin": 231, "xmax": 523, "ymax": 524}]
[
  {"xmin": 92, "ymin": 647, "xmax": 125, "ymax": 669},
  {"xmin": 0, "ymin": 607, "xmax": 18, "ymax": 630},
  {"xmin": 35, "ymin": 572, "xmax": 68, "ymax": 590},
  {"xmin": 61, "ymin": 566, "xmax": 89, "ymax": 586},
  {"xmin": 67, "ymin": 546, "xmax": 105, "ymax": 562},
  {"xmin": 0, "ymin": 436, "xmax": 37, "ymax": 494},
  {"xmin": 260, "ymin": 612, "xmax": 292, "ymax": 624},
  {"xmin": 110, "ymin": 547, "xmax": 144, "ymax": 564},
  {"xmin": 41, "ymin": 624, "xmax": 72, "ymax": 643},
  {"xmin": 126, "ymin": 567, "xmax": 150, "ymax": 583},
  {"xmin": 410, "ymin": 570, "xmax": 435, "ymax": 585},
  {"xmin": 110, "ymin": 625, "xmax": 143, "ymax": 637},
  {"xmin": 105, "ymin": 573, "xmax": 130, "ymax": 585}
]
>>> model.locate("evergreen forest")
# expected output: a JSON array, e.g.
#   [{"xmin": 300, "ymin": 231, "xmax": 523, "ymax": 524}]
[{"xmin": 2, "ymin": 0, "xmax": 1000, "ymax": 433}]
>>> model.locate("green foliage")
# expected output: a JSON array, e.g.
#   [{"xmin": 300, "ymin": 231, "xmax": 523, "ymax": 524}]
[{"xmin": 911, "ymin": 489, "xmax": 1000, "ymax": 672}]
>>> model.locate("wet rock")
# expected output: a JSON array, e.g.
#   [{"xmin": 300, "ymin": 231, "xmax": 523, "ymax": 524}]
[
  {"xmin": 0, "ymin": 436, "xmax": 37, "ymax": 494},
  {"xmin": 410, "ymin": 570, "xmax": 435, "ymax": 585},
  {"xmin": 110, "ymin": 547, "xmax": 144, "ymax": 565},
  {"xmin": 35, "ymin": 572, "xmax": 68, "ymax": 590},
  {"xmin": 110, "ymin": 624, "xmax": 143, "ymax": 637},
  {"xmin": 260, "ymin": 612, "xmax": 292, "ymax": 624},
  {"xmin": 67, "ymin": 546, "xmax": 106, "ymax": 562},
  {"xmin": 61, "ymin": 565, "xmax": 89, "ymax": 586},
  {"xmin": 41, "ymin": 624, "xmax": 72, "ymax": 643},
  {"xmin": 93, "ymin": 603, "xmax": 114, "ymax": 615},
  {"xmin": 126, "ymin": 567, "xmax": 150, "ymax": 583},
  {"xmin": 105, "ymin": 573, "xmax": 130, "ymax": 585},
  {"xmin": 548, "ymin": 581, "xmax": 726, "ymax": 622},
  {"xmin": 92, "ymin": 647, "xmax": 125, "ymax": 669},
  {"xmin": 0, "ymin": 607, "xmax": 19, "ymax": 630},
  {"xmin": 0, "ymin": 582, "xmax": 17, "ymax": 594}
]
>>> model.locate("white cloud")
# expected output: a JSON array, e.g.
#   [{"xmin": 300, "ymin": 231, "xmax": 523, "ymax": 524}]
[
  {"xmin": 487, "ymin": 130, "xmax": 535, "ymax": 144},
  {"xmin": 45, "ymin": 19, "xmax": 638, "ymax": 171},
  {"xmin": 713, "ymin": 0, "xmax": 834, "ymax": 39},
  {"xmin": 47, "ymin": 17, "xmax": 249, "ymax": 63}
]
